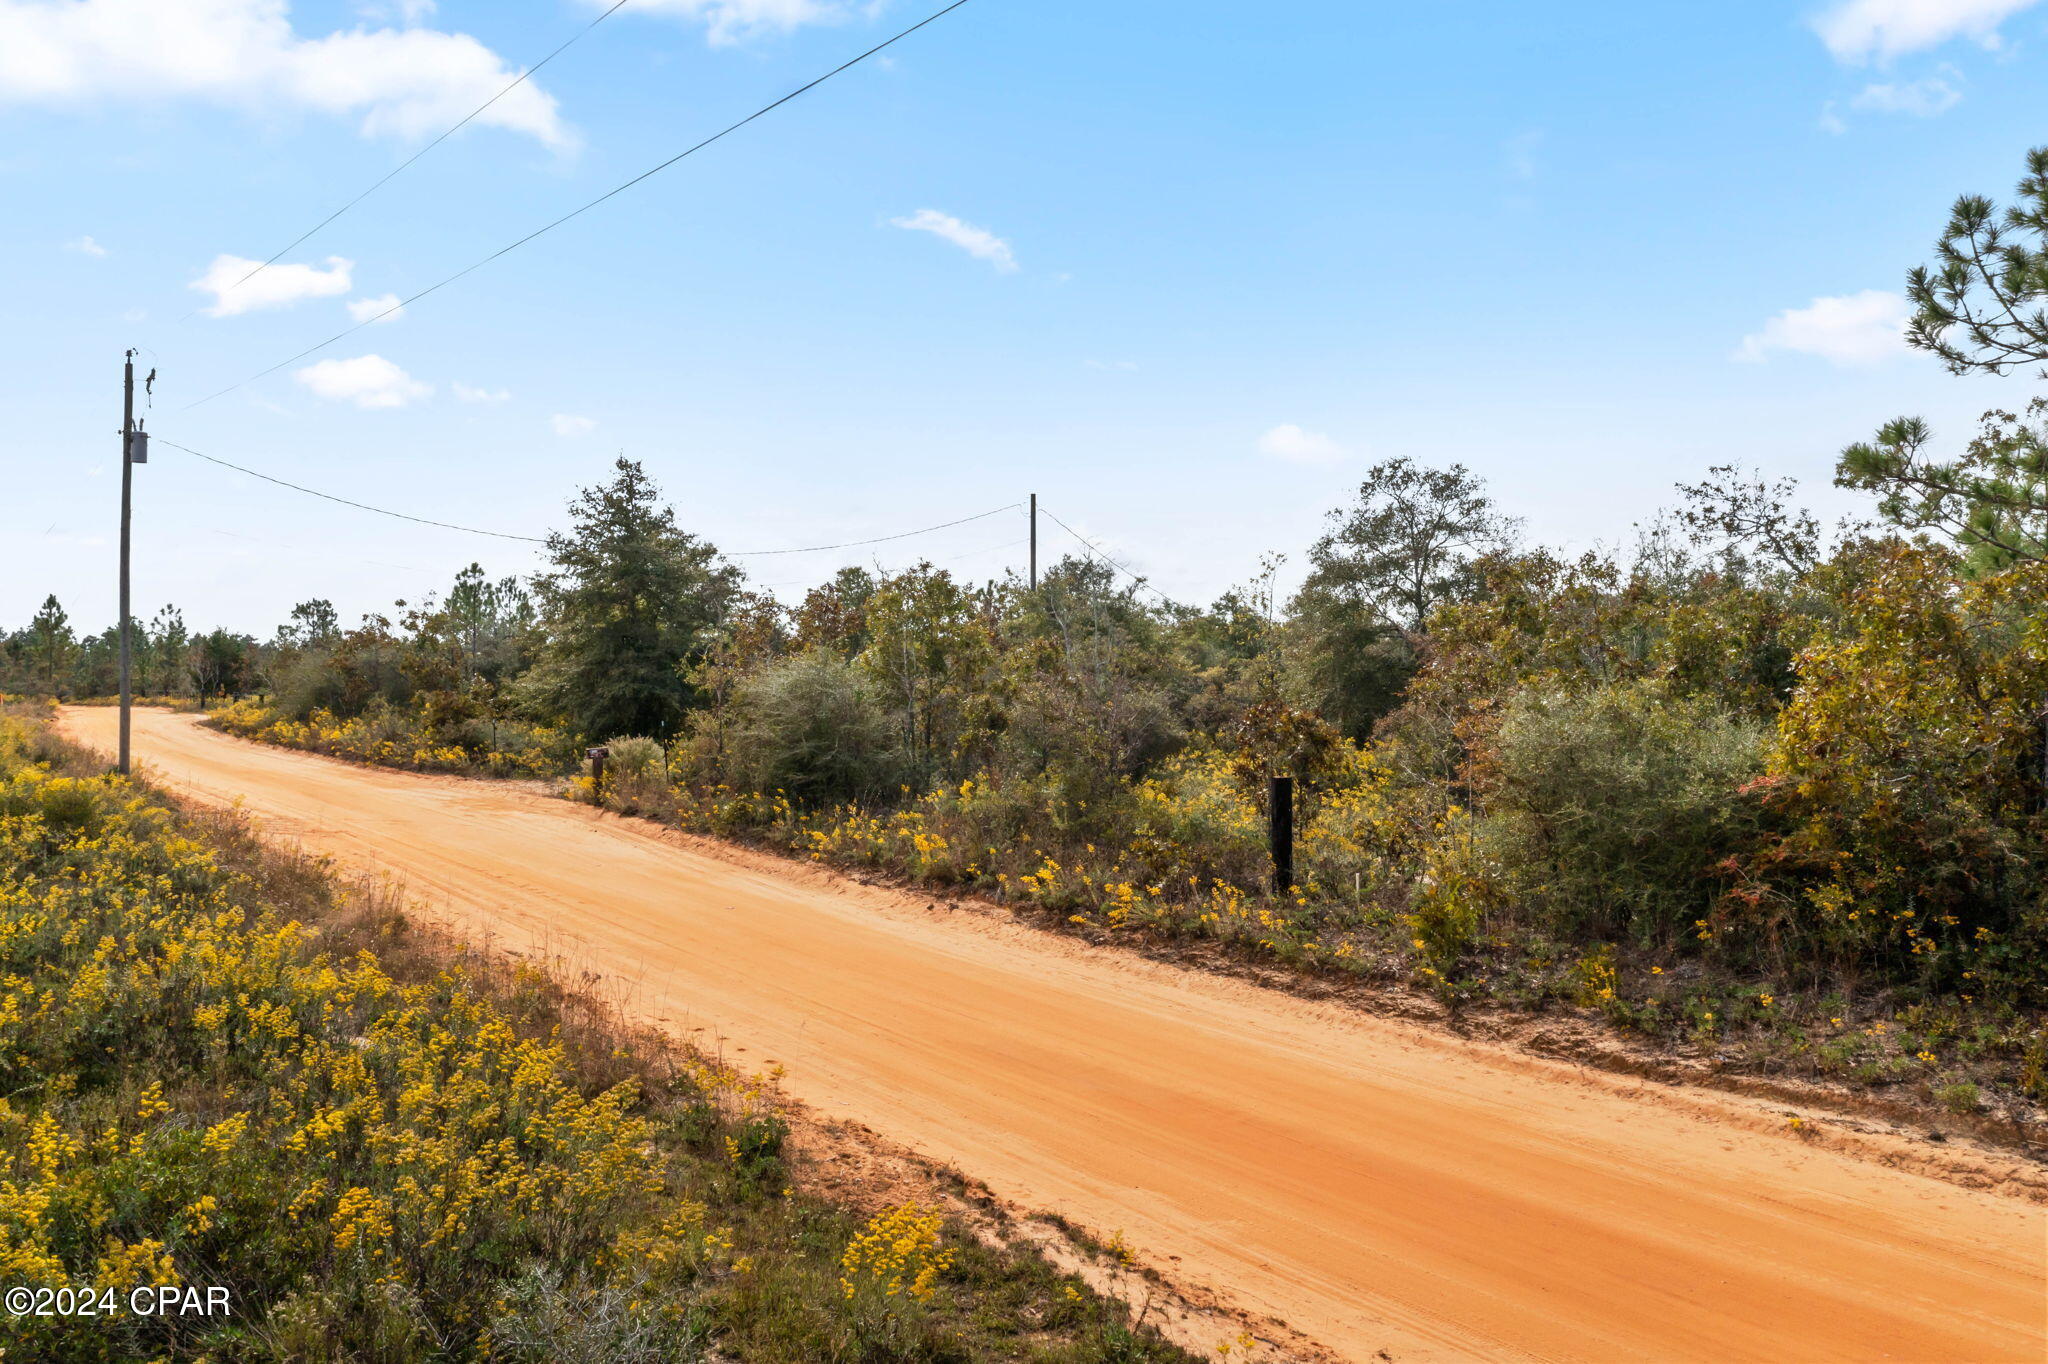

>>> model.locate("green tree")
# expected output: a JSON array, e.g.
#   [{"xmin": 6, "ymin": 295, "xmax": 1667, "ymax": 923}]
[
  {"xmin": 191, "ymin": 629, "xmax": 254, "ymax": 701},
  {"xmin": 1480, "ymin": 680, "xmax": 1768, "ymax": 944},
  {"xmin": 682, "ymin": 589, "xmax": 787, "ymax": 781},
  {"xmin": 857, "ymin": 563, "xmax": 995, "ymax": 784},
  {"xmin": 527, "ymin": 458, "xmax": 741, "ymax": 742},
  {"xmin": 1289, "ymin": 458, "xmax": 1513, "ymax": 737},
  {"xmin": 72, "ymin": 627, "xmax": 120, "ymax": 698},
  {"xmin": 1904, "ymin": 145, "xmax": 2047, "ymax": 377},
  {"xmin": 1839, "ymin": 404, "xmax": 2046, "ymax": 573},
  {"xmin": 277, "ymin": 599, "xmax": 342, "ymax": 650},
  {"xmin": 1675, "ymin": 464, "xmax": 1824, "ymax": 578},
  {"xmin": 444, "ymin": 565, "xmax": 533, "ymax": 686},
  {"xmin": 28, "ymin": 595, "xmax": 73, "ymax": 697},
  {"xmin": 147, "ymin": 606, "xmax": 189, "ymax": 698},
  {"xmin": 1740, "ymin": 543, "xmax": 2048, "ymax": 993},
  {"xmin": 1840, "ymin": 147, "xmax": 2048, "ymax": 572},
  {"xmin": 792, "ymin": 566, "xmax": 879, "ymax": 656},
  {"xmin": 998, "ymin": 557, "xmax": 1186, "ymax": 790}
]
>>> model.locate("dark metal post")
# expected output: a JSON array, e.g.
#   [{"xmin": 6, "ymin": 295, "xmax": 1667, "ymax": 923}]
[
  {"xmin": 1268, "ymin": 773, "xmax": 1294, "ymax": 895},
  {"xmin": 587, "ymin": 746, "xmax": 609, "ymax": 789},
  {"xmin": 118, "ymin": 351, "xmax": 135, "ymax": 776}
]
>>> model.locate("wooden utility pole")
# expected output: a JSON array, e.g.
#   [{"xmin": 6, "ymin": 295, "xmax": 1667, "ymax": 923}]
[
  {"xmin": 1028, "ymin": 492, "xmax": 1038, "ymax": 589},
  {"xmin": 118, "ymin": 350, "xmax": 135, "ymax": 776}
]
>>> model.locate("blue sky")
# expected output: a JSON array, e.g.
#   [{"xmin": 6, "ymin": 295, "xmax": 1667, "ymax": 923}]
[{"xmin": 4, "ymin": 0, "xmax": 2044, "ymax": 633}]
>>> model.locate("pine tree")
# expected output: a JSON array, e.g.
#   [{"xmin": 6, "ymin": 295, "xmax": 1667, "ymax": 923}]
[
  {"xmin": 28, "ymin": 595, "xmax": 73, "ymax": 698},
  {"xmin": 527, "ymin": 457, "xmax": 741, "ymax": 741},
  {"xmin": 148, "ymin": 607, "xmax": 190, "ymax": 698},
  {"xmin": 1839, "ymin": 146, "xmax": 2048, "ymax": 571}
]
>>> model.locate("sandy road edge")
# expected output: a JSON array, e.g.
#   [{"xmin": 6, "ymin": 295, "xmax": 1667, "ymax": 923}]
[
  {"xmin": 474, "ymin": 914, "xmax": 1345, "ymax": 1364},
  {"xmin": 582, "ymin": 800, "xmax": 2048, "ymax": 1205}
]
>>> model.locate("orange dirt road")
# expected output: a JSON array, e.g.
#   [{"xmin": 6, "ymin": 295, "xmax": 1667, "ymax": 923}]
[{"xmin": 61, "ymin": 708, "xmax": 2048, "ymax": 1363}]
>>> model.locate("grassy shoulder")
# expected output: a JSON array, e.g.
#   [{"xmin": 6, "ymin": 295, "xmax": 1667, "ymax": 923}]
[{"xmin": 0, "ymin": 703, "xmax": 1199, "ymax": 1364}]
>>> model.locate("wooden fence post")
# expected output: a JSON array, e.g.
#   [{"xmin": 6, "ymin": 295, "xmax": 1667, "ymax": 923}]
[{"xmin": 1268, "ymin": 773, "xmax": 1294, "ymax": 896}]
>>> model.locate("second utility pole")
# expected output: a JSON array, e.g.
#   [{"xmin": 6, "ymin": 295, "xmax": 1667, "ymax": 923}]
[
  {"xmin": 118, "ymin": 350, "xmax": 135, "ymax": 776},
  {"xmin": 1029, "ymin": 492, "xmax": 1037, "ymax": 590}
]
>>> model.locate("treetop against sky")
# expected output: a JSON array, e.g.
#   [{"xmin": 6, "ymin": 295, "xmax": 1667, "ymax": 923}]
[{"xmin": 4, "ymin": 0, "xmax": 2044, "ymax": 629}]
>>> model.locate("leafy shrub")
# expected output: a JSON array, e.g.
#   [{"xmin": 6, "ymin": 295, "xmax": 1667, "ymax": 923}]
[
  {"xmin": 597, "ymin": 735, "xmax": 673, "ymax": 815},
  {"xmin": 604, "ymin": 735, "xmax": 666, "ymax": 777},
  {"xmin": 1130, "ymin": 749, "xmax": 1266, "ymax": 887},
  {"xmin": 214, "ymin": 699, "xmax": 565, "ymax": 778},
  {"xmin": 1478, "ymin": 680, "xmax": 1767, "ymax": 943},
  {"xmin": 1741, "ymin": 545, "xmax": 2048, "ymax": 997},
  {"xmin": 267, "ymin": 649, "xmax": 351, "ymax": 722},
  {"xmin": 728, "ymin": 650, "xmax": 900, "ymax": 805}
]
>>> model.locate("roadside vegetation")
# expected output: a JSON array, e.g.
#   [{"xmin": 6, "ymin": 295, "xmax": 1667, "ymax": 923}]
[
  {"xmin": 0, "ymin": 702, "xmax": 1195, "ymax": 1362},
  {"xmin": 11, "ymin": 151, "xmax": 2046, "ymax": 1131}
]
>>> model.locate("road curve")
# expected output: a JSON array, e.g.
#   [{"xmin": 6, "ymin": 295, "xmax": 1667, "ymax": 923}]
[{"xmin": 60, "ymin": 708, "xmax": 2048, "ymax": 1363}]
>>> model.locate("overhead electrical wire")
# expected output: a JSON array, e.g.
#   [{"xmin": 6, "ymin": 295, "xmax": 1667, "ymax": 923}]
[
  {"xmin": 196, "ymin": 0, "xmax": 638, "ymax": 316},
  {"xmin": 729, "ymin": 504, "xmax": 1018, "ymax": 555},
  {"xmin": 158, "ymin": 438, "xmax": 549, "ymax": 542},
  {"xmin": 758, "ymin": 534, "xmax": 1031, "ymax": 589},
  {"xmin": 162, "ymin": 439, "xmax": 1173, "ymax": 600},
  {"xmin": 160, "ymin": 438, "xmax": 1020, "ymax": 561},
  {"xmin": 183, "ymin": 0, "xmax": 978, "ymax": 411},
  {"xmin": 1038, "ymin": 504, "xmax": 1175, "ymax": 601}
]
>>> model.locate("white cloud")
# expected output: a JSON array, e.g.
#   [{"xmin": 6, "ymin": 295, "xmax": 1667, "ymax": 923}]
[
  {"xmin": 551, "ymin": 413, "xmax": 597, "ymax": 437},
  {"xmin": 192, "ymin": 252, "xmax": 352, "ymax": 317},
  {"xmin": 1811, "ymin": 0, "xmax": 2042, "ymax": 62},
  {"xmin": 1735, "ymin": 290, "xmax": 1911, "ymax": 366},
  {"xmin": 452, "ymin": 381, "xmax": 510, "ymax": 403},
  {"xmin": 589, "ymin": 0, "xmax": 850, "ymax": 47},
  {"xmin": 295, "ymin": 353, "xmax": 431, "ymax": 408},
  {"xmin": 0, "ymin": 0, "xmax": 569, "ymax": 148},
  {"xmin": 1257, "ymin": 423, "xmax": 1344, "ymax": 465},
  {"xmin": 64, "ymin": 234, "xmax": 106, "ymax": 256},
  {"xmin": 890, "ymin": 208, "xmax": 1018, "ymax": 274},
  {"xmin": 1850, "ymin": 75, "xmax": 1962, "ymax": 116},
  {"xmin": 355, "ymin": 0, "xmax": 436, "ymax": 22},
  {"xmin": 1818, "ymin": 101, "xmax": 1848, "ymax": 134},
  {"xmin": 347, "ymin": 292, "xmax": 405, "ymax": 322}
]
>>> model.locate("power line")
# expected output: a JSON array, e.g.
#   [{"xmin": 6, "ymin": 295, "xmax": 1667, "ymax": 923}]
[
  {"xmin": 162, "ymin": 436, "xmax": 1019, "ymax": 560},
  {"xmin": 195, "ymin": 0, "xmax": 637, "ymax": 318},
  {"xmin": 730, "ymin": 504, "xmax": 1019, "ymax": 555},
  {"xmin": 183, "ymin": 0, "xmax": 978, "ymax": 411},
  {"xmin": 159, "ymin": 438, "xmax": 549, "ymax": 542},
  {"xmin": 758, "ymin": 535, "xmax": 1030, "ymax": 588},
  {"xmin": 1037, "ymin": 504, "xmax": 1175, "ymax": 601}
]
